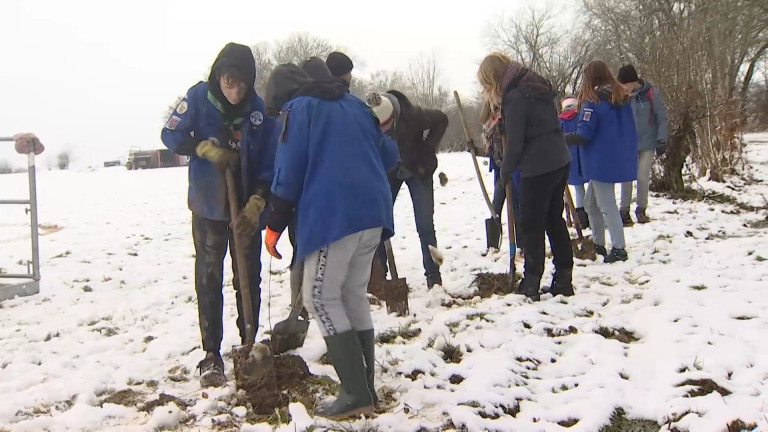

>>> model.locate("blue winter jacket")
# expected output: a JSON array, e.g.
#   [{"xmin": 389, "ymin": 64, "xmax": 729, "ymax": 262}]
[
  {"xmin": 270, "ymin": 93, "xmax": 399, "ymax": 262},
  {"xmin": 160, "ymin": 82, "xmax": 279, "ymax": 221},
  {"xmin": 575, "ymin": 91, "xmax": 638, "ymax": 183},
  {"xmin": 559, "ymin": 110, "xmax": 586, "ymax": 185},
  {"xmin": 629, "ymin": 80, "xmax": 669, "ymax": 152}
]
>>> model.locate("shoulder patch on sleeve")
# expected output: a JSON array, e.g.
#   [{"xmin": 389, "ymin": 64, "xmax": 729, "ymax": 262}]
[
  {"xmin": 583, "ymin": 109, "xmax": 593, "ymax": 122},
  {"xmin": 165, "ymin": 115, "xmax": 181, "ymax": 130},
  {"xmin": 175, "ymin": 100, "xmax": 188, "ymax": 115}
]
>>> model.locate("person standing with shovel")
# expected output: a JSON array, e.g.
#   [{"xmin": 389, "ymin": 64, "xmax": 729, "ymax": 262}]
[
  {"xmin": 477, "ymin": 52, "xmax": 574, "ymax": 301},
  {"xmin": 160, "ymin": 42, "xmax": 279, "ymax": 388},
  {"xmin": 261, "ymin": 64, "xmax": 399, "ymax": 419}
]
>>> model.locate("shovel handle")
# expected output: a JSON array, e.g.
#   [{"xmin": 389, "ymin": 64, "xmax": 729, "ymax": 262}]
[
  {"xmin": 505, "ymin": 182, "xmax": 516, "ymax": 277},
  {"xmin": 564, "ymin": 187, "xmax": 585, "ymax": 240},
  {"xmin": 225, "ymin": 169, "xmax": 255, "ymax": 346},
  {"xmin": 384, "ymin": 239, "xmax": 399, "ymax": 280}
]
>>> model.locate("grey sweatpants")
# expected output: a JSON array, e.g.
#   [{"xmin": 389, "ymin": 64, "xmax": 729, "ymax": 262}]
[
  {"xmin": 585, "ymin": 180, "xmax": 626, "ymax": 249},
  {"xmin": 302, "ymin": 228, "xmax": 382, "ymax": 337},
  {"xmin": 620, "ymin": 150, "xmax": 654, "ymax": 211}
]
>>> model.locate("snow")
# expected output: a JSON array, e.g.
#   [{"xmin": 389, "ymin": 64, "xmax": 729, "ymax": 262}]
[{"xmin": 1, "ymin": 135, "xmax": 767, "ymax": 431}]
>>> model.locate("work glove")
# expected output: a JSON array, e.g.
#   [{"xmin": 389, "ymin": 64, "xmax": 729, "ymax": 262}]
[
  {"xmin": 13, "ymin": 133, "xmax": 45, "ymax": 155},
  {"xmin": 655, "ymin": 141, "xmax": 667, "ymax": 157},
  {"xmin": 235, "ymin": 195, "xmax": 266, "ymax": 240},
  {"xmin": 196, "ymin": 138, "xmax": 238, "ymax": 172},
  {"xmin": 264, "ymin": 226, "xmax": 283, "ymax": 259}
]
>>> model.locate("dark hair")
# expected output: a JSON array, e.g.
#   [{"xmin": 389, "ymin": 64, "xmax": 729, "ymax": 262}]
[{"xmin": 386, "ymin": 90, "xmax": 414, "ymax": 115}]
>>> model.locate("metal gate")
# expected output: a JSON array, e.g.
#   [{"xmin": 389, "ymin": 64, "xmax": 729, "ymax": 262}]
[{"xmin": 0, "ymin": 137, "xmax": 40, "ymax": 301}]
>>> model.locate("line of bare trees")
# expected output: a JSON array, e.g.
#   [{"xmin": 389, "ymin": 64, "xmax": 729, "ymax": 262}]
[{"xmin": 165, "ymin": 9, "xmax": 767, "ymax": 191}]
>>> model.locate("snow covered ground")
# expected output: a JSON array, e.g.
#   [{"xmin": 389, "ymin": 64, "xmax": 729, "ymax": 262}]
[{"xmin": 1, "ymin": 134, "xmax": 767, "ymax": 432}]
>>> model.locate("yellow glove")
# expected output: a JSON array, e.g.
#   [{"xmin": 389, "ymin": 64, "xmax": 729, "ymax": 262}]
[
  {"xmin": 236, "ymin": 195, "xmax": 266, "ymax": 240},
  {"xmin": 196, "ymin": 139, "xmax": 238, "ymax": 172}
]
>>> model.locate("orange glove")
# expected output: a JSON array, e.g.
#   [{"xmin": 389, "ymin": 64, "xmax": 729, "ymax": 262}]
[{"xmin": 264, "ymin": 227, "xmax": 283, "ymax": 259}]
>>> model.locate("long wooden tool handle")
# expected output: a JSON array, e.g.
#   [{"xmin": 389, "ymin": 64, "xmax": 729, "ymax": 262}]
[
  {"xmin": 224, "ymin": 169, "xmax": 255, "ymax": 345},
  {"xmin": 384, "ymin": 240, "xmax": 399, "ymax": 280},
  {"xmin": 505, "ymin": 183, "xmax": 516, "ymax": 276},
  {"xmin": 453, "ymin": 91, "xmax": 498, "ymax": 220},
  {"xmin": 564, "ymin": 186, "xmax": 585, "ymax": 241}
]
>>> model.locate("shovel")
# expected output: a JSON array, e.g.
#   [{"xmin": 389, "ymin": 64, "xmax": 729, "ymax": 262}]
[
  {"xmin": 454, "ymin": 91, "xmax": 502, "ymax": 251},
  {"xmin": 271, "ymin": 287, "xmax": 310, "ymax": 355},
  {"xmin": 224, "ymin": 168, "xmax": 276, "ymax": 390},
  {"xmin": 564, "ymin": 187, "xmax": 597, "ymax": 261},
  {"xmin": 383, "ymin": 239, "xmax": 409, "ymax": 316},
  {"xmin": 505, "ymin": 183, "xmax": 518, "ymax": 290}
]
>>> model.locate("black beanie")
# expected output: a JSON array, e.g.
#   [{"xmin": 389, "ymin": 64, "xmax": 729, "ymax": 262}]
[
  {"xmin": 325, "ymin": 51, "xmax": 353, "ymax": 77},
  {"xmin": 617, "ymin": 64, "xmax": 639, "ymax": 84},
  {"xmin": 301, "ymin": 57, "xmax": 333, "ymax": 80}
]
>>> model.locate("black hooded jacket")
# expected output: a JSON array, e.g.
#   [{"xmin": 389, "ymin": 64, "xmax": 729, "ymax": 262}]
[
  {"xmin": 500, "ymin": 70, "xmax": 571, "ymax": 178},
  {"xmin": 387, "ymin": 90, "xmax": 448, "ymax": 179},
  {"xmin": 207, "ymin": 43, "xmax": 257, "ymax": 122},
  {"xmin": 264, "ymin": 64, "xmax": 348, "ymax": 116}
]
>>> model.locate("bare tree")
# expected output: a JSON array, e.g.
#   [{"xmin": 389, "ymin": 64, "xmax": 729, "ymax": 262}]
[
  {"xmin": 583, "ymin": 0, "xmax": 768, "ymax": 189},
  {"xmin": 57, "ymin": 151, "xmax": 71, "ymax": 170},
  {"xmin": 402, "ymin": 53, "xmax": 451, "ymax": 111},
  {"xmin": 486, "ymin": 5, "xmax": 588, "ymax": 95},
  {"xmin": 0, "ymin": 159, "xmax": 12, "ymax": 175}
]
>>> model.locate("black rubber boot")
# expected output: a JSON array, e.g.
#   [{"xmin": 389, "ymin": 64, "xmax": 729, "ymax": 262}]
[
  {"xmin": 548, "ymin": 268, "xmax": 574, "ymax": 297},
  {"xmin": 357, "ymin": 329, "xmax": 378, "ymax": 406},
  {"xmin": 198, "ymin": 351, "xmax": 225, "ymax": 388},
  {"xmin": 518, "ymin": 277, "xmax": 541, "ymax": 302},
  {"xmin": 314, "ymin": 331, "xmax": 374, "ymax": 420}
]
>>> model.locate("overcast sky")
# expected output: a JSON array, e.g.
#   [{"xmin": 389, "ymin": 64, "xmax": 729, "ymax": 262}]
[{"xmin": 1, "ymin": 0, "xmax": 570, "ymax": 168}]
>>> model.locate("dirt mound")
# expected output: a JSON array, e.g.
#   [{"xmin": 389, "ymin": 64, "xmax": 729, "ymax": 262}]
[{"xmin": 471, "ymin": 272, "xmax": 520, "ymax": 298}]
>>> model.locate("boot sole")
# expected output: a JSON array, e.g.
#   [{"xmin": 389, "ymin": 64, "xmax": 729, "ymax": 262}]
[{"xmin": 323, "ymin": 404, "xmax": 375, "ymax": 420}]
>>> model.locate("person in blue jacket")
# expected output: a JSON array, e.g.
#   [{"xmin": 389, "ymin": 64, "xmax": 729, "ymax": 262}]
[
  {"xmin": 260, "ymin": 64, "xmax": 398, "ymax": 419},
  {"xmin": 559, "ymin": 95, "xmax": 589, "ymax": 228},
  {"xmin": 617, "ymin": 64, "xmax": 669, "ymax": 225},
  {"xmin": 564, "ymin": 60, "xmax": 638, "ymax": 263},
  {"xmin": 160, "ymin": 42, "xmax": 279, "ymax": 388}
]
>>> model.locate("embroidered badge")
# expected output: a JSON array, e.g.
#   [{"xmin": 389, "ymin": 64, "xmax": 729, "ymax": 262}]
[
  {"xmin": 175, "ymin": 100, "xmax": 188, "ymax": 115},
  {"xmin": 583, "ymin": 109, "xmax": 593, "ymax": 122},
  {"xmin": 165, "ymin": 115, "xmax": 181, "ymax": 130}
]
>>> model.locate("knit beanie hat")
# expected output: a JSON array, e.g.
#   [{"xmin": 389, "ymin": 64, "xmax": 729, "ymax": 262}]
[
  {"xmin": 326, "ymin": 51, "xmax": 354, "ymax": 77},
  {"xmin": 366, "ymin": 91, "xmax": 400, "ymax": 125},
  {"xmin": 617, "ymin": 64, "xmax": 639, "ymax": 84},
  {"xmin": 561, "ymin": 96, "xmax": 578, "ymax": 111}
]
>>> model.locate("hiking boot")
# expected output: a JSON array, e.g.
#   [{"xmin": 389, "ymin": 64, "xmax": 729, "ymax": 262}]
[
  {"xmin": 620, "ymin": 209, "xmax": 634, "ymax": 227},
  {"xmin": 635, "ymin": 208, "xmax": 650, "ymax": 224},
  {"xmin": 604, "ymin": 248, "xmax": 629, "ymax": 263},
  {"xmin": 576, "ymin": 207, "xmax": 590, "ymax": 229},
  {"xmin": 198, "ymin": 351, "xmax": 226, "ymax": 388},
  {"xmin": 547, "ymin": 268, "xmax": 574, "ymax": 297},
  {"xmin": 357, "ymin": 329, "xmax": 378, "ymax": 407},
  {"xmin": 314, "ymin": 331, "xmax": 374, "ymax": 420},
  {"xmin": 595, "ymin": 245, "xmax": 608, "ymax": 257},
  {"xmin": 518, "ymin": 277, "xmax": 541, "ymax": 302}
]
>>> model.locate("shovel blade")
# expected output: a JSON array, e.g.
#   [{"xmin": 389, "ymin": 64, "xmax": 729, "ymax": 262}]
[
  {"xmin": 485, "ymin": 217, "xmax": 502, "ymax": 250},
  {"xmin": 384, "ymin": 278, "xmax": 409, "ymax": 317},
  {"xmin": 272, "ymin": 318, "xmax": 310, "ymax": 355}
]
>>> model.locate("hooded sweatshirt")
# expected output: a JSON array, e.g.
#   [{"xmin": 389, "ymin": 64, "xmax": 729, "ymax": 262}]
[{"xmin": 629, "ymin": 80, "xmax": 668, "ymax": 152}]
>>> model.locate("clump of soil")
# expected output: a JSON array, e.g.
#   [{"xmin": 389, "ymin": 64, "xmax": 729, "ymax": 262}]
[
  {"xmin": 599, "ymin": 408, "xmax": 659, "ymax": 432},
  {"xmin": 470, "ymin": 272, "xmax": 520, "ymax": 298},
  {"xmin": 101, "ymin": 389, "xmax": 145, "ymax": 407},
  {"xmin": 595, "ymin": 326, "xmax": 640, "ymax": 343},
  {"xmin": 240, "ymin": 350, "xmax": 338, "ymax": 418},
  {"xmin": 676, "ymin": 378, "xmax": 732, "ymax": 398},
  {"xmin": 139, "ymin": 393, "xmax": 191, "ymax": 413}
]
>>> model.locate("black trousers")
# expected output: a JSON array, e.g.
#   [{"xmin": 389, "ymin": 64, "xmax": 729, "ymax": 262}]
[
  {"xmin": 192, "ymin": 214, "xmax": 262, "ymax": 353},
  {"xmin": 519, "ymin": 164, "xmax": 573, "ymax": 282}
]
